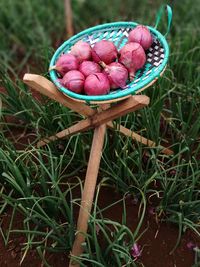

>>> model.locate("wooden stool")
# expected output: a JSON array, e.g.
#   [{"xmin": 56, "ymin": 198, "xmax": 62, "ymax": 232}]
[{"xmin": 23, "ymin": 74, "xmax": 173, "ymax": 266}]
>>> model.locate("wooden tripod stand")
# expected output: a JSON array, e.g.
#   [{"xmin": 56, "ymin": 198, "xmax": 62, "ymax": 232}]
[{"xmin": 23, "ymin": 73, "xmax": 173, "ymax": 266}]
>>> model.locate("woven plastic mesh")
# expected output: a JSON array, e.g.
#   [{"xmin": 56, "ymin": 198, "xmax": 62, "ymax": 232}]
[{"xmin": 50, "ymin": 22, "xmax": 169, "ymax": 103}]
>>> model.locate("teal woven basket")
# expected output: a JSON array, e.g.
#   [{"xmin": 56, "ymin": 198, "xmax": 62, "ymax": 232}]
[{"xmin": 49, "ymin": 5, "xmax": 172, "ymax": 104}]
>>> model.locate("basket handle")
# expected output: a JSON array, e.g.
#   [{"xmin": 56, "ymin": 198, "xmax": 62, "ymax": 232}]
[{"xmin": 154, "ymin": 5, "xmax": 172, "ymax": 37}]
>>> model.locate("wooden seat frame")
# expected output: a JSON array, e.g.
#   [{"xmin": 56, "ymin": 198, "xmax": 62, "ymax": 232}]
[{"xmin": 23, "ymin": 74, "xmax": 173, "ymax": 266}]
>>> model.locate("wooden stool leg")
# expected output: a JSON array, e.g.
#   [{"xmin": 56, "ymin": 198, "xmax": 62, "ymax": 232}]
[
  {"xmin": 107, "ymin": 122, "xmax": 173, "ymax": 155},
  {"xmin": 69, "ymin": 124, "xmax": 106, "ymax": 267},
  {"xmin": 37, "ymin": 119, "xmax": 92, "ymax": 148}
]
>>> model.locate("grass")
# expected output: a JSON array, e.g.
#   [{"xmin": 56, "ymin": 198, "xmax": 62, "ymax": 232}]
[{"xmin": 0, "ymin": 0, "xmax": 200, "ymax": 266}]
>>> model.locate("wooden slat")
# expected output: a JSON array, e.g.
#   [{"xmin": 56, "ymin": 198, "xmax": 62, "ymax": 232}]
[
  {"xmin": 91, "ymin": 95, "xmax": 149, "ymax": 126},
  {"xmin": 23, "ymin": 74, "xmax": 95, "ymax": 117}
]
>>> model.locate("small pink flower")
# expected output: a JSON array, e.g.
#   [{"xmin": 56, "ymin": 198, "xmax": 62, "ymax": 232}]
[
  {"xmin": 148, "ymin": 207, "xmax": 156, "ymax": 216},
  {"xmin": 169, "ymin": 169, "xmax": 176, "ymax": 176},
  {"xmin": 187, "ymin": 241, "xmax": 197, "ymax": 251},
  {"xmin": 131, "ymin": 243, "xmax": 142, "ymax": 259}
]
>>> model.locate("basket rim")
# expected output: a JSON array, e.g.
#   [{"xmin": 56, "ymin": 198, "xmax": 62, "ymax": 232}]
[{"xmin": 49, "ymin": 21, "xmax": 169, "ymax": 103}]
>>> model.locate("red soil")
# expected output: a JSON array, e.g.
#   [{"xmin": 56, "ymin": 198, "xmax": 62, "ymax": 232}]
[{"xmin": 0, "ymin": 186, "xmax": 199, "ymax": 267}]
